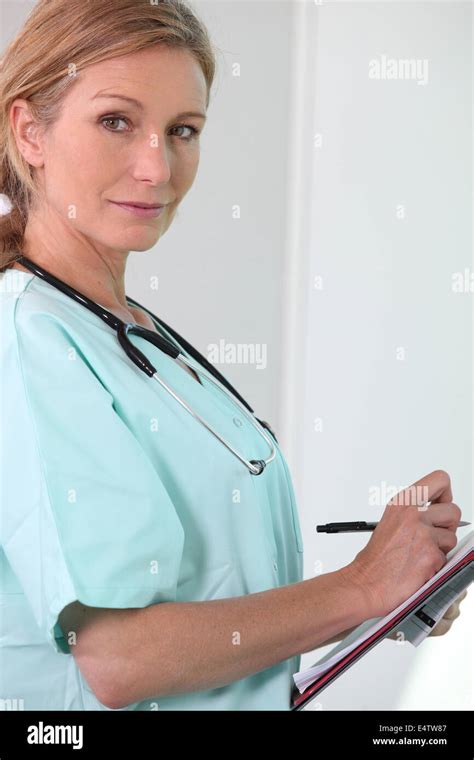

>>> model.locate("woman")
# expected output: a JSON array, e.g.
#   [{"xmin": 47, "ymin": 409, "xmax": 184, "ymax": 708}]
[{"xmin": 0, "ymin": 0, "xmax": 467, "ymax": 711}]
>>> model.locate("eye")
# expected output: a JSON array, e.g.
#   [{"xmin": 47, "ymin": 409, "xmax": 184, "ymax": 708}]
[
  {"xmin": 99, "ymin": 115, "xmax": 201, "ymax": 141},
  {"xmin": 100, "ymin": 114, "xmax": 131, "ymax": 132},
  {"xmin": 170, "ymin": 124, "xmax": 201, "ymax": 141}
]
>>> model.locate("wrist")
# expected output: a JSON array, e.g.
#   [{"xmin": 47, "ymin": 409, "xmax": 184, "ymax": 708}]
[{"xmin": 337, "ymin": 561, "xmax": 381, "ymax": 621}]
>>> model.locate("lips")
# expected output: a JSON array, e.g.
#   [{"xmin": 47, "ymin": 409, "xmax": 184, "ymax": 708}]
[
  {"xmin": 110, "ymin": 201, "xmax": 166, "ymax": 219},
  {"xmin": 113, "ymin": 202, "xmax": 164, "ymax": 209}
]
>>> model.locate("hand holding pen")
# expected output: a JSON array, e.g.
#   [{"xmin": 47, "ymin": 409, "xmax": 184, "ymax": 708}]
[{"xmin": 313, "ymin": 470, "xmax": 468, "ymax": 619}]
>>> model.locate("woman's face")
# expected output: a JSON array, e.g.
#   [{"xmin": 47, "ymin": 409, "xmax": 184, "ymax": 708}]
[{"xmin": 19, "ymin": 45, "xmax": 208, "ymax": 254}]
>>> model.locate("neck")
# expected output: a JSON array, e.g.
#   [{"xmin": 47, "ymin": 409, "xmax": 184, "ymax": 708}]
[{"xmin": 20, "ymin": 213, "xmax": 130, "ymax": 312}]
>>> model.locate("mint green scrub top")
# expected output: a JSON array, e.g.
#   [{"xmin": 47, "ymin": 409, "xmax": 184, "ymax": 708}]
[{"xmin": 0, "ymin": 267, "xmax": 304, "ymax": 711}]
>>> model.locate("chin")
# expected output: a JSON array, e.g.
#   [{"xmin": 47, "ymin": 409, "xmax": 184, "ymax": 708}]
[{"xmin": 119, "ymin": 231, "xmax": 164, "ymax": 252}]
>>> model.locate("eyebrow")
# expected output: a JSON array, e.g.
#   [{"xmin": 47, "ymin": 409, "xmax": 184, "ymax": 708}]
[{"xmin": 91, "ymin": 93, "xmax": 207, "ymax": 120}]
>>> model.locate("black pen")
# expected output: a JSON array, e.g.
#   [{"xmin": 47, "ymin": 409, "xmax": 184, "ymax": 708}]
[{"xmin": 317, "ymin": 520, "xmax": 471, "ymax": 533}]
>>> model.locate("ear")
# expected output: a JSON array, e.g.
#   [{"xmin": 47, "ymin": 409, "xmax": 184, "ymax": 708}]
[{"xmin": 9, "ymin": 98, "xmax": 45, "ymax": 169}]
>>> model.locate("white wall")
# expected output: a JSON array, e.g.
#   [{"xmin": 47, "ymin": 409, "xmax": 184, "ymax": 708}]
[{"xmin": 286, "ymin": 0, "xmax": 473, "ymax": 710}]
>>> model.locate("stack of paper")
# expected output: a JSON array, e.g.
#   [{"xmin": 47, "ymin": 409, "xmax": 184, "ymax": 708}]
[
  {"xmin": 293, "ymin": 530, "xmax": 473, "ymax": 696},
  {"xmin": 395, "ymin": 563, "xmax": 473, "ymax": 646}
]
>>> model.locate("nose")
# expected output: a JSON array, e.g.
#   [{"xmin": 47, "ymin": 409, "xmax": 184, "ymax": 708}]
[{"xmin": 131, "ymin": 134, "xmax": 172, "ymax": 185}]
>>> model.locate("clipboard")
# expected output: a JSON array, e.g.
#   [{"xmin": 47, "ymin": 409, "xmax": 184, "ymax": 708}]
[{"xmin": 291, "ymin": 534, "xmax": 474, "ymax": 711}]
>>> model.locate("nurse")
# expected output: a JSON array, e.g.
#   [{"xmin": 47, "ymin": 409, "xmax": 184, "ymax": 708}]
[{"xmin": 0, "ymin": 0, "xmax": 466, "ymax": 712}]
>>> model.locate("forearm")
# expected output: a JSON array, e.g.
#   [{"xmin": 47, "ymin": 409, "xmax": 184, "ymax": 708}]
[{"xmin": 105, "ymin": 565, "xmax": 373, "ymax": 708}]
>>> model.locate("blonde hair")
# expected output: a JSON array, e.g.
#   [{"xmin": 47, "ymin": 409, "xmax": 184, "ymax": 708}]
[{"xmin": 0, "ymin": 0, "xmax": 217, "ymax": 272}]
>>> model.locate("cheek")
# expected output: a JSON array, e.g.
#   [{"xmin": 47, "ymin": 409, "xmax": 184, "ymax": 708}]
[
  {"xmin": 45, "ymin": 140, "xmax": 115, "ymax": 217},
  {"xmin": 184, "ymin": 149, "xmax": 200, "ymax": 186},
  {"xmin": 170, "ymin": 146, "xmax": 200, "ymax": 189}
]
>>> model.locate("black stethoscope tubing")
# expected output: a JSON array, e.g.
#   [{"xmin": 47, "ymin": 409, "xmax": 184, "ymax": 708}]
[{"xmin": 16, "ymin": 255, "xmax": 278, "ymax": 474}]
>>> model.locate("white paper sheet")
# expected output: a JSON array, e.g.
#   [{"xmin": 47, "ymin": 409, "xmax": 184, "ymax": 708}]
[{"xmin": 293, "ymin": 530, "xmax": 473, "ymax": 694}]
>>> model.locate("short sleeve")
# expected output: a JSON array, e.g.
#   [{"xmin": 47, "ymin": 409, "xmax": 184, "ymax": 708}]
[{"xmin": 1, "ymin": 305, "xmax": 185, "ymax": 655}]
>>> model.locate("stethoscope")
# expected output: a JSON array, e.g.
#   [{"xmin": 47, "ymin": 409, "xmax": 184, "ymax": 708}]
[{"xmin": 16, "ymin": 255, "xmax": 277, "ymax": 476}]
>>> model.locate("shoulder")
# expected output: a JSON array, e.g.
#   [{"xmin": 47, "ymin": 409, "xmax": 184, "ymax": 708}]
[
  {"xmin": 0, "ymin": 268, "xmax": 110, "ymax": 395},
  {"xmin": 1, "ymin": 267, "xmax": 103, "ymax": 343}
]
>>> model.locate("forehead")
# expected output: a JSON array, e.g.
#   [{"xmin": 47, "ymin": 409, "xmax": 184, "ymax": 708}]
[{"xmin": 68, "ymin": 46, "xmax": 207, "ymax": 109}]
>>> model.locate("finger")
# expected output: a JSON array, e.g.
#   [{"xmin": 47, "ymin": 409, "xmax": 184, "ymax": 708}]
[
  {"xmin": 442, "ymin": 602, "xmax": 461, "ymax": 621},
  {"xmin": 426, "ymin": 470, "xmax": 453, "ymax": 504},
  {"xmin": 432, "ymin": 526, "xmax": 458, "ymax": 554},
  {"xmin": 420, "ymin": 503, "xmax": 462, "ymax": 532},
  {"xmin": 388, "ymin": 470, "xmax": 452, "ymax": 508},
  {"xmin": 443, "ymin": 591, "xmax": 467, "ymax": 618},
  {"xmin": 429, "ymin": 618, "xmax": 452, "ymax": 636}
]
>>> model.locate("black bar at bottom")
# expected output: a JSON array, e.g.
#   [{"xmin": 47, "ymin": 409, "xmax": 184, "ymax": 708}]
[{"xmin": 0, "ymin": 709, "xmax": 472, "ymax": 756}]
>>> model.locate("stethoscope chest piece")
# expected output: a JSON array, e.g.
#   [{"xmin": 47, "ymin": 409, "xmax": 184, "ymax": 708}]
[{"xmin": 249, "ymin": 460, "xmax": 266, "ymax": 475}]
